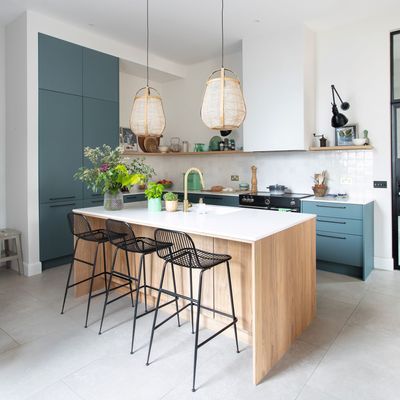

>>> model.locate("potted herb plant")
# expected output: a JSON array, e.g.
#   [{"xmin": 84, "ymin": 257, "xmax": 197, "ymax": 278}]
[
  {"xmin": 74, "ymin": 145, "xmax": 142, "ymax": 210},
  {"xmin": 144, "ymin": 182, "xmax": 164, "ymax": 212},
  {"xmin": 163, "ymin": 192, "xmax": 179, "ymax": 212},
  {"xmin": 127, "ymin": 157, "xmax": 156, "ymax": 190}
]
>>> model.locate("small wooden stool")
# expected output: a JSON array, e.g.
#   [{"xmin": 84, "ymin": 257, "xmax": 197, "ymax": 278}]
[{"xmin": 0, "ymin": 229, "xmax": 23, "ymax": 275}]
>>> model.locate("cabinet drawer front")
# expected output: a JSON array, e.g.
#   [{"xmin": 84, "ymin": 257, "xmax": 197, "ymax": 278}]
[
  {"xmin": 302, "ymin": 201, "xmax": 362, "ymax": 220},
  {"xmin": 316, "ymin": 216, "xmax": 362, "ymax": 235},
  {"xmin": 124, "ymin": 194, "xmax": 146, "ymax": 203},
  {"xmin": 40, "ymin": 201, "xmax": 82, "ymax": 261},
  {"xmin": 316, "ymin": 231, "xmax": 363, "ymax": 266}
]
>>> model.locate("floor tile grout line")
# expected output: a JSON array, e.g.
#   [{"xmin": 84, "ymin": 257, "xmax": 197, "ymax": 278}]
[
  {"xmin": 294, "ymin": 288, "xmax": 368, "ymax": 400},
  {"xmin": 0, "ymin": 326, "xmax": 21, "ymax": 348}
]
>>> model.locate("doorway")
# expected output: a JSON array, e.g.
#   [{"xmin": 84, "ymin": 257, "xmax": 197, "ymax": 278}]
[{"xmin": 391, "ymin": 31, "xmax": 400, "ymax": 269}]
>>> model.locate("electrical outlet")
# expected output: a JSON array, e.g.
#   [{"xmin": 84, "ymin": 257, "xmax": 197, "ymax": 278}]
[
  {"xmin": 373, "ymin": 181, "xmax": 387, "ymax": 188},
  {"xmin": 231, "ymin": 175, "xmax": 239, "ymax": 181}
]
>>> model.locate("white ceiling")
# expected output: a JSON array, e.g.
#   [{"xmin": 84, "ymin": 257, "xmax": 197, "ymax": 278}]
[{"xmin": 1, "ymin": 0, "xmax": 400, "ymax": 65}]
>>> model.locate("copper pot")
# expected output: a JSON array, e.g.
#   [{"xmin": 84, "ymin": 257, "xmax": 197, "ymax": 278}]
[{"xmin": 312, "ymin": 184, "xmax": 328, "ymax": 197}]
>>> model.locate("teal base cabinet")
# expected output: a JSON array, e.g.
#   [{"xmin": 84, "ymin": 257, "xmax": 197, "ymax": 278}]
[
  {"xmin": 176, "ymin": 193, "xmax": 239, "ymax": 207},
  {"xmin": 301, "ymin": 200, "xmax": 374, "ymax": 280},
  {"xmin": 39, "ymin": 200, "xmax": 83, "ymax": 269}
]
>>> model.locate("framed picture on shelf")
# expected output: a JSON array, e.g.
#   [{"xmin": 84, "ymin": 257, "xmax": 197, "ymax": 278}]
[
  {"xmin": 119, "ymin": 127, "xmax": 138, "ymax": 152},
  {"xmin": 335, "ymin": 125, "xmax": 357, "ymax": 146}
]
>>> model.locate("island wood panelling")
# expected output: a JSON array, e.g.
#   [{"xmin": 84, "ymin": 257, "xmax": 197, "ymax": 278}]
[{"xmin": 73, "ymin": 216, "xmax": 315, "ymax": 385}]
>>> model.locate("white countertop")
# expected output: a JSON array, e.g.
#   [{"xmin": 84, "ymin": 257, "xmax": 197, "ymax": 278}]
[
  {"xmin": 74, "ymin": 202, "xmax": 315, "ymax": 243},
  {"xmin": 301, "ymin": 196, "xmax": 374, "ymax": 206}
]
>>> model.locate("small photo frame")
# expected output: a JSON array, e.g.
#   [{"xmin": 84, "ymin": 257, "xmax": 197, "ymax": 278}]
[
  {"xmin": 335, "ymin": 125, "xmax": 357, "ymax": 146},
  {"xmin": 119, "ymin": 127, "xmax": 138, "ymax": 152}
]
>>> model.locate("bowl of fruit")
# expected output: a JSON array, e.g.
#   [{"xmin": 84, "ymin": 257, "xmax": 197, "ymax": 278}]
[{"xmin": 157, "ymin": 179, "xmax": 173, "ymax": 189}]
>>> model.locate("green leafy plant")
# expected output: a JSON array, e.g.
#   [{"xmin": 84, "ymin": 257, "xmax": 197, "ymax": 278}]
[
  {"xmin": 74, "ymin": 145, "xmax": 143, "ymax": 194},
  {"xmin": 145, "ymin": 182, "xmax": 164, "ymax": 199},
  {"xmin": 163, "ymin": 192, "xmax": 178, "ymax": 201},
  {"xmin": 127, "ymin": 157, "xmax": 156, "ymax": 183}
]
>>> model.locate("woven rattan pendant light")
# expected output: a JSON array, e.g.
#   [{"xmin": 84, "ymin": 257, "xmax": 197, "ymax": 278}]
[
  {"xmin": 201, "ymin": 0, "xmax": 246, "ymax": 131},
  {"xmin": 130, "ymin": 0, "xmax": 166, "ymax": 137}
]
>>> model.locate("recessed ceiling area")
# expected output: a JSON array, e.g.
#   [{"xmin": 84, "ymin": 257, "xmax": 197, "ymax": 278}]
[{"xmin": 1, "ymin": 0, "xmax": 400, "ymax": 65}]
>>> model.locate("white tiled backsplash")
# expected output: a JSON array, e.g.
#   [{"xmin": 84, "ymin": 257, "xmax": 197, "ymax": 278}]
[{"xmin": 125, "ymin": 150, "xmax": 374, "ymax": 196}]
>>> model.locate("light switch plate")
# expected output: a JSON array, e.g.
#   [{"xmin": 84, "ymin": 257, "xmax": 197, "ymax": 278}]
[
  {"xmin": 373, "ymin": 181, "xmax": 387, "ymax": 188},
  {"xmin": 231, "ymin": 175, "xmax": 239, "ymax": 181}
]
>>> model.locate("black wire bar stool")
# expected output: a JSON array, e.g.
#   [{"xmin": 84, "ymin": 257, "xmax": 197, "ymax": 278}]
[
  {"xmin": 61, "ymin": 213, "xmax": 129, "ymax": 328},
  {"xmin": 99, "ymin": 219, "xmax": 181, "ymax": 354},
  {"xmin": 146, "ymin": 228, "xmax": 240, "ymax": 392}
]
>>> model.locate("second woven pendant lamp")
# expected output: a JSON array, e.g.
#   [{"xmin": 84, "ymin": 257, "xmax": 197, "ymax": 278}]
[
  {"xmin": 201, "ymin": 0, "xmax": 246, "ymax": 131},
  {"xmin": 130, "ymin": 0, "xmax": 166, "ymax": 140}
]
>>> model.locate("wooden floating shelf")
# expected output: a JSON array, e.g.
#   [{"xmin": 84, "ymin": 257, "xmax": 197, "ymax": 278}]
[
  {"xmin": 309, "ymin": 145, "xmax": 373, "ymax": 151},
  {"xmin": 123, "ymin": 150, "xmax": 245, "ymax": 156}
]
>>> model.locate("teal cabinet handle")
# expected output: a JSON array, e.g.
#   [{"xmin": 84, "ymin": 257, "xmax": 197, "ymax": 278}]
[
  {"xmin": 49, "ymin": 203, "xmax": 76, "ymax": 208},
  {"xmin": 317, "ymin": 219, "xmax": 346, "ymax": 224},
  {"xmin": 317, "ymin": 233, "xmax": 346, "ymax": 240},
  {"xmin": 316, "ymin": 205, "xmax": 346, "ymax": 209},
  {"xmin": 49, "ymin": 196, "xmax": 76, "ymax": 201}
]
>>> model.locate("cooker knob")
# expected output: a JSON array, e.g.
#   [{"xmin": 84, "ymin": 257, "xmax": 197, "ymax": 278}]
[
  {"xmin": 248, "ymin": 196, "xmax": 254, "ymax": 203},
  {"xmin": 290, "ymin": 199, "xmax": 296, "ymax": 207},
  {"xmin": 264, "ymin": 198, "xmax": 271, "ymax": 206}
]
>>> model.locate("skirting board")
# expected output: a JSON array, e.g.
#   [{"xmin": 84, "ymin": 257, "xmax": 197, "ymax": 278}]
[
  {"xmin": 374, "ymin": 256, "xmax": 394, "ymax": 271},
  {"xmin": 23, "ymin": 261, "xmax": 42, "ymax": 276}
]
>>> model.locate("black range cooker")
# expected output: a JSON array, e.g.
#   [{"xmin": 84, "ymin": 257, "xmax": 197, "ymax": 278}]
[{"xmin": 239, "ymin": 192, "xmax": 313, "ymax": 213}]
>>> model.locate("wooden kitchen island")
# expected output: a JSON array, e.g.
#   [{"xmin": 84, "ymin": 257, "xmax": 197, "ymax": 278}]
[{"xmin": 73, "ymin": 202, "xmax": 316, "ymax": 385}]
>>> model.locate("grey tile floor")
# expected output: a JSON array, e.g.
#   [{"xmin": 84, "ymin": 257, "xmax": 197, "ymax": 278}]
[{"xmin": 0, "ymin": 265, "xmax": 400, "ymax": 399}]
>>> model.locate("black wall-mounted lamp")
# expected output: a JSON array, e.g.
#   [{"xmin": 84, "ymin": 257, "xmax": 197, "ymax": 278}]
[{"xmin": 331, "ymin": 85, "xmax": 350, "ymax": 128}]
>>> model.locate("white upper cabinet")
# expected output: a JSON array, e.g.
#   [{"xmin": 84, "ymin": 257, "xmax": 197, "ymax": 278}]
[{"xmin": 243, "ymin": 26, "xmax": 315, "ymax": 151}]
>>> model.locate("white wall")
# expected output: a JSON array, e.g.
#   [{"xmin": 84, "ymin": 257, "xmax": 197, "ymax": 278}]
[
  {"xmin": 5, "ymin": 14, "xmax": 31, "ymax": 273},
  {"xmin": 0, "ymin": 24, "xmax": 6, "ymax": 228}
]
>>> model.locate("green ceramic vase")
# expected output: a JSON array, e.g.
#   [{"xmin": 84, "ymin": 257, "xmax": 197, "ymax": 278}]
[{"xmin": 148, "ymin": 198, "xmax": 162, "ymax": 212}]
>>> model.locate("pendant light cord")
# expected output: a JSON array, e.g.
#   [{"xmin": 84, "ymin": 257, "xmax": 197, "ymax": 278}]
[
  {"xmin": 221, "ymin": 0, "xmax": 224, "ymax": 68},
  {"xmin": 146, "ymin": 0, "xmax": 149, "ymax": 87}
]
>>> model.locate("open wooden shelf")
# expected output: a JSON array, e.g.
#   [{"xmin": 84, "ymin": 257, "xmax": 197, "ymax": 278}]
[
  {"xmin": 309, "ymin": 145, "xmax": 373, "ymax": 151},
  {"xmin": 122, "ymin": 150, "xmax": 245, "ymax": 156}
]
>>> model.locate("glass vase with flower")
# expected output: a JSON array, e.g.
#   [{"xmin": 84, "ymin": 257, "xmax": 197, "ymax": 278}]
[{"xmin": 74, "ymin": 145, "xmax": 143, "ymax": 210}]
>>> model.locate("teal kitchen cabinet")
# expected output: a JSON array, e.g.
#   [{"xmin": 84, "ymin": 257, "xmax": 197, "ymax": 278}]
[
  {"xmin": 38, "ymin": 33, "xmax": 82, "ymax": 96},
  {"xmin": 176, "ymin": 192, "xmax": 239, "ymax": 207},
  {"xmin": 39, "ymin": 200, "xmax": 83, "ymax": 268},
  {"xmin": 83, "ymin": 48, "xmax": 119, "ymax": 102},
  {"xmin": 83, "ymin": 97, "xmax": 119, "ymax": 200},
  {"xmin": 39, "ymin": 89, "xmax": 83, "ymax": 203},
  {"xmin": 301, "ymin": 199, "xmax": 374, "ymax": 280},
  {"xmin": 38, "ymin": 34, "xmax": 120, "ymax": 268},
  {"xmin": 124, "ymin": 194, "xmax": 146, "ymax": 203}
]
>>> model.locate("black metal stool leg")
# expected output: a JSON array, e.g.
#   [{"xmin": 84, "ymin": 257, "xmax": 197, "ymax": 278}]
[
  {"xmin": 171, "ymin": 263, "xmax": 181, "ymax": 327},
  {"xmin": 99, "ymin": 247, "xmax": 119, "ymax": 334},
  {"xmin": 192, "ymin": 270, "xmax": 204, "ymax": 392},
  {"xmin": 189, "ymin": 265, "xmax": 194, "ymax": 334},
  {"xmin": 146, "ymin": 260, "xmax": 168, "ymax": 366},
  {"xmin": 61, "ymin": 239, "xmax": 79, "ymax": 314},
  {"xmin": 125, "ymin": 249, "xmax": 135, "ymax": 307},
  {"xmin": 142, "ymin": 254, "xmax": 148, "ymax": 312},
  {"xmin": 226, "ymin": 261, "xmax": 240, "ymax": 353},
  {"xmin": 102, "ymin": 242, "xmax": 108, "ymax": 291},
  {"xmin": 130, "ymin": 254, "xmax": 144, "ymax": 354},
  {"xmin": 84, "ymin": 242, "xmax": 100, "ymax": 328}
]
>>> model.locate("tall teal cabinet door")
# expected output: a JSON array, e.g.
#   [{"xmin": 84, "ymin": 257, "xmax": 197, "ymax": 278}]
[
  {"xmin": 83, "ymin": 48, "xmax": 119, "ymax": 101},
  {"xmin": 83, "ymin": 97, "xmax": 119, "ymax": 198},
  {"xmin": 39, "ymin": 90, "xmax": 83, "ymax": 203},
  {"xmin": 38, "ymin": 34, "xmax": 83, "ymax": 95}
]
